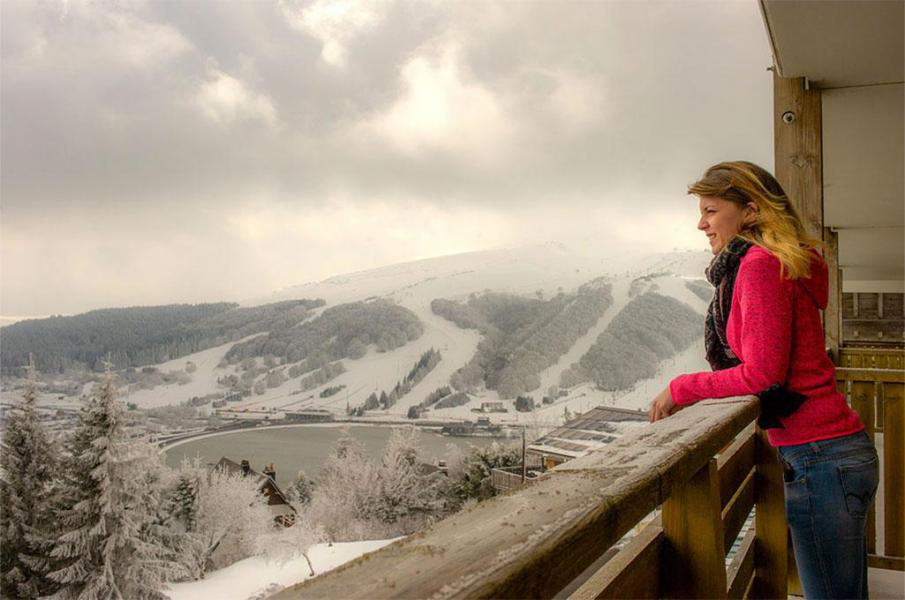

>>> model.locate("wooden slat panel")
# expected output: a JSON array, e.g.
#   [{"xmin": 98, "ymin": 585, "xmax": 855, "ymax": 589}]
[
  {"xmin": 753, "ymin": 427, "xmax": 788, "ymax": 599},
  {"xmin": 722, "ymin": 471, "xmax": 755, "ymax": 555},
  {"xmin": 868, "ymin": 554, "xmax": 905, "ymax": 571},
  {"xmin": 884, "ymin": 382, "xmax": 904, "ymax": 558},
  {"xmin": 272, "ymin": 398, "xmax": 760, "ymax": 600},
  {"xmin": 835, "ymin": 368, "xmax": 905, "ymax": 383},
  {"xmin": 851, "ymin": 381, "xmax": 877, "ymax": 555},
  {"xmin": 717, "ymin": 426, "xmax": 755, "ymax": 509},
  {"xmin": 568, "ymin": 521, "xmax": 663, "ymax": 600},
  {"xmin": 662, "ymin": 459, "xmax": 727, "ymax": 599},
  {"xmin": 726, "ymin": 527, "xmax": 756, "ymax": 599}
]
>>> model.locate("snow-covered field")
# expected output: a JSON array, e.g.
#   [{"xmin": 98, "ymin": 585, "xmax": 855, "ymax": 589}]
[{"xmin": 164, "ymin": 539, "xmax": 398, "ymax": 600}]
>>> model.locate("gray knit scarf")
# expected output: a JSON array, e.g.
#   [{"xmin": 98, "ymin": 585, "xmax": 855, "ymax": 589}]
[{"xmin": 704, "ymin": 237, "xmax": 753, "ymax": 371}]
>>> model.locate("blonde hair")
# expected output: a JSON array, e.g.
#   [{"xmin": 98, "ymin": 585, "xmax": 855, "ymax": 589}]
[{"xmin": 688, "ymin": 161, "xmax": 823, "ymax": 280}]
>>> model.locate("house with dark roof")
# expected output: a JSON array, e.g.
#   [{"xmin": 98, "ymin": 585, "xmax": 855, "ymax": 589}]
[{"xmin": 215, "ymin": 457, "xmax": 296, "ymax": 527}]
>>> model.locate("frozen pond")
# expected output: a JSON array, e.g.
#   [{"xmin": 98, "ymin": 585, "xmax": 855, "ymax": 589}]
[{"xmin": 164, "ymin": 424, "xmax": 506, "ymax": 487}]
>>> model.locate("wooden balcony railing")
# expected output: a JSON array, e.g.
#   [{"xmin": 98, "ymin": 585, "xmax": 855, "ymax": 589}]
[
  {"xmin": 836, "ymin": 363, "xmax": 905, "ymax": 571},
  {"xmin": 839, "ymin": 346, "xmax": 905, "ymax": 370},
  {"xmin": 273, "ymin": 397, "xmax": 792, "ymax": 599}
]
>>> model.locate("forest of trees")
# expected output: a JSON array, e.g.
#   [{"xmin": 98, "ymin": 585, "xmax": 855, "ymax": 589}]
[
  {"xmin": 685, "ymin": 279, "xmax": 714, "ymax": 302},
  {"xmin": 0, "ymin": 362, "xmax": 527, "ymax": 597},
  {"xmin": 0, "ymin": 299, "xmax": 324, "ymax": 376},
  {"xmin": 349, "ymin": 348, "xmax": 441, "ymax": 416},
  {"xmin": 432, "ymin": 280, "xmax": 613, "ymax": 398},
  {"xmin": 300, "ymin": 361, "xmax": 347, "ymax": 392},
  {"xmin": 224, "ymin": 299, "xmax": 423, "ymax": 366},
  {"xmin": 560, "ymin": 292, "xmax": 702, "ymax": 390}
]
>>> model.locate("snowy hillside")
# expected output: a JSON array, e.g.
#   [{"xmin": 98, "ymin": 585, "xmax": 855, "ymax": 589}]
[{"xmin": 104, "ymin": 243, "xmax": 712, "ymax": 428}]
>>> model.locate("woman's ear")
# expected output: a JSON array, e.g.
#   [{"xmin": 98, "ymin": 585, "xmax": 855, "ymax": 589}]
[{"xmin": 743, "ymin": 202, "xmax": 759, "ymax": 225}]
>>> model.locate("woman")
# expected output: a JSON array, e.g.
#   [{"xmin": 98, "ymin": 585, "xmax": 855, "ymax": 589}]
[{"xmin": 649, "ymin": 161, "xmax": 878, "ymax": 599}]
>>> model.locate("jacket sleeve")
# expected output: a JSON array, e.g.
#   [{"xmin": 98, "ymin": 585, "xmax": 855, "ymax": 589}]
[{"xmin": 669, "ymin": 253, "xmax": 794, "ymax": 406}]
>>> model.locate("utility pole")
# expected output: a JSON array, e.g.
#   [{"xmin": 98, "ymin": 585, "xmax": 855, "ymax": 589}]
[{"xmin": 521, "ymin": 425, "xmax": 527, "ymax": 484}]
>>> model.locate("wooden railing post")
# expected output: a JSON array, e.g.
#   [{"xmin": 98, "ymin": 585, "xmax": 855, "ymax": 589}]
[
  {"xmin": 753, "ymin": 427, "xmax": 788, "ymax": 599},
  {"xmin": 852, "ymin": 379, "xmax": 878, "ymax": 554},
  {"xmin": 662, "ymin": 458, "xmax": 727, "ymax": 599},
  {"xmin": 884, "ymin": 381, "xmax": 904, "ymax": 560}
]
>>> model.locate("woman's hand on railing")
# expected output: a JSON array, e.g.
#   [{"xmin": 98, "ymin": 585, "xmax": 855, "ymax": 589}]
[{"xmin": 649, "ymin": 385, "xmax": 680, "ymax": 422}]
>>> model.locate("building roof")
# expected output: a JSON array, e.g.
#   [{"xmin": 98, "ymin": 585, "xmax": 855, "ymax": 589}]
[
  {"xmin": 527, "ymin": 406, "xmax": 647, "ymax": 460},
  {"xmin": 215, "ymin": 457, "xmax": 294, "ymax": 511}
]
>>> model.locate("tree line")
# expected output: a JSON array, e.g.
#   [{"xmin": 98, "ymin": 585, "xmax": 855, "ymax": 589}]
[
  {"xmin": 223, "ymin": 299, "xmax": 423, "ymax": 366},
  {"xmin": 432, "ymin": 280, "xmax": 613, "ymax": 399},
  {"xmin": 559, "ymin": 292, "xmax": 702, "ymax": 390},
  {"xmin": 0, "ymin": 299, "xmax": 323, "ymax": 376}
]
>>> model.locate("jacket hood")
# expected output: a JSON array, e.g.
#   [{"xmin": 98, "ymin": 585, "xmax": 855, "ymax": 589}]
[{"xmin": 800, "ymin": 249, "xmax": 829, "ymax": 310}]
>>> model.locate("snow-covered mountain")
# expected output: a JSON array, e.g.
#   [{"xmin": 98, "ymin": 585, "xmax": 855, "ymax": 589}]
[{"xmin": 118, "ymin": 243, "xmax": 713, "ymax": 428}]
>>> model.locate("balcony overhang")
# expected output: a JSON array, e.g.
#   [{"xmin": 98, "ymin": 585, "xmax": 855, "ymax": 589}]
[
  {"xmin": 761, "ymin": 0, "xmax": 904, "ymax": 291},
  {"xmin": 759, "ymin": 0, "xmax": 904, "ymax": 88}
]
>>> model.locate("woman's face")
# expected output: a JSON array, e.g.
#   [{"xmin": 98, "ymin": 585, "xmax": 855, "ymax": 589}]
[{"xmin": 698, "ymin": 196, "xmax": 754, "ymax": 254}]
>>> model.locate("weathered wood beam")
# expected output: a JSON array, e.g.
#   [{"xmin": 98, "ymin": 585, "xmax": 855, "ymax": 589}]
[
  {"xmin": 824, "ymin": 227, "xmax": 842, "ymax": 362},
  {"xmin": 722, "ymin": 470, "xmax": 754, "ymax": 556},
  {"xmin": 567, "ymin": 518, "xmax": 663, "ymax": 600},
  {"xmin": 726, "ymin": 527, "xmax": 756, "ymax": 599},
  {"xmin": 835, "ymin": 368, "xmax": 905, "ymax": 383},
  {"xmin": 884, "ymin": 382, "xmax": 904, "ymax": 559},
  {"xmin": 773, "ymin": 74, "xmax": 822, "ymax": 242},
  {"xmin": 753, "ymin": 427, "xmax": 788, "ymax": 599},
  {"xmin": 717, "ymin": 424, "xmax": 755, "ymax": 509},
  {"xmin": 273, "ymin": 398, "xmax": 759, "ymax": 600},
  {"xmin": 661, "ymin": 459, "xmax": 728, "ymax": 598}
]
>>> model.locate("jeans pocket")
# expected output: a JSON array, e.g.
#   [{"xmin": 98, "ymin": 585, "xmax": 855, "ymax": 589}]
[
  {"xmin": 837, "ymin": 456, "xmax": 879, "ymax": 518},
  {"xmin": 783, "ymin": 473, "xmax": 809, "ymax": 519}
]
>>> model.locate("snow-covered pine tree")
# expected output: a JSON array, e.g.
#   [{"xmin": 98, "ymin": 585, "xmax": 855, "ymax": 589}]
[
  {"xmin": 373, "ymin": 426, "xmax": 445, "ymax": 530},
  {"xmin": 0, "ymin": 358, "xmax": 60, "ymax": 599},
  {"xmin": 176, "ymin": 464, "xmax": 272, "ymax": 579},
  {"xmin": 48, "ymin": 370, "xmax": 179, "ymax": 599},
  {"xmin": 305, "ymin": 432, "xmax": 379, "ymax": 541},
  {"xmin": 286, "ymin": 470, "xmax": 314, "ymax": 507},
  {"xmin": 167, "ymin": 457, "xmax": 201, "ymax": 533}
]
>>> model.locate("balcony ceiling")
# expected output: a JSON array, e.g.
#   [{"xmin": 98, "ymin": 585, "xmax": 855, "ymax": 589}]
[
  {"xmin": 760, "ymin": 0, "xmax": 904, "ymax": 88},
  {"xmin": 762, "ymin": 1, "xmax": 904, "ymax": 286}
]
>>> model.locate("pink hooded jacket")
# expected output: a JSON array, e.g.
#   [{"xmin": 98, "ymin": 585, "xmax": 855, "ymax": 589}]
[{"xmin": 669, "ymin": 246, "xmax": 864, "ymax": 447}]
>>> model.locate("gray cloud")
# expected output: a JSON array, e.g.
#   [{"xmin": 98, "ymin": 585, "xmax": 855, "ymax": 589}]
[{"xmin": 1, "ymin": 0, "xmax": 773, "ymax": 316}]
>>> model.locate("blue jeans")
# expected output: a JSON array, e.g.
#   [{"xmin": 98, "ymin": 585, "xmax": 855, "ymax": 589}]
[{"xmin": 778, "ymin": 431, "xmax": 879, "ymax": 599}]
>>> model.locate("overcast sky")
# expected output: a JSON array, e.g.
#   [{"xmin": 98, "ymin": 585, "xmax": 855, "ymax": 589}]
[{"xmin": 1, "ymin": 0, "xmax": 774, "ymax": 318}]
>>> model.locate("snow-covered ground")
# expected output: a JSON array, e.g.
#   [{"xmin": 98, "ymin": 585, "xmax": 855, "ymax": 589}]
[
  {"xmin": 125, "ymin": 336, "xmax": 263, "ymax": 410},
  {"xmin": 164, "ymin": 539, "xmax": 398, "ymax": 600}
]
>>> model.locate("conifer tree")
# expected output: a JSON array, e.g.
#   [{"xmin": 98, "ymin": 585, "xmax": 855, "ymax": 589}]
[
  {"xmin": 0, "ymin": 358, "xmax": 60, "ymax": 599},
  {"xmin": 48, "ymin": 370, "xmax": 177, "ymax": 599}
]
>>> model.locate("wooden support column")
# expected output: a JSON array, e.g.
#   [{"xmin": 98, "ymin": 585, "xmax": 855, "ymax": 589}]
[
  {"xmin": 773, "ymin": 73, "xmax": 823, "ymax": 242},
  {"xmin": 662, "ymin": 458, "xmax": 727, "ymax": 599},
  {"xmin": 824, "ymin": 228, "xmax": 842, "ymax": 362},
  {"xmin": 754, "ymin": 427, "xmax": 788, "ymax": 599},
  {"xmin": 884, "ymin": 382, "xmax": 905, "ymax": 559},
  {"xmin": 852, "ymin": 380, "xmax": 878, "ymax": 554}
]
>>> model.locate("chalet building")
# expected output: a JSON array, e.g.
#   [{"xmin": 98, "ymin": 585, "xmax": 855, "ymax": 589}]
[
  {"xmin": 527, "ymin": 406, "xmax": 647, "ymax": 470},
  {"xmin": 284, "ymin": 409, "xmax": 334, "ymax": 423},
  {"xmin": 215, "ymin": 457, "xmax": 296, "ymax": 527},
  {"xmin": 479, "ymin": 401, "xmax": 507, "ymax": 413}
]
